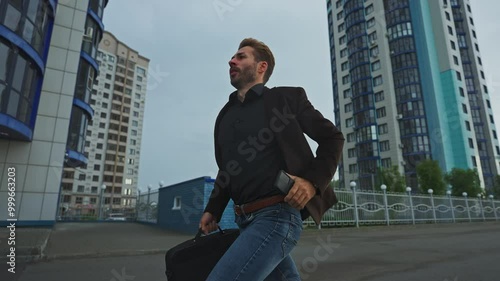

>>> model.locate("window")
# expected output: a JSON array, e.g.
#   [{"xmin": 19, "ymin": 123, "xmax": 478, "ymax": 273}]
[
  {"xmin": 94, "ymin": 164, "xmax": 100, "ymax": 171},
  {"xmin": 487, "ymin": 100, "xmax": 491, "ymax": 109},
  {"xmin": 456, "ymin": 71, "xmax": 462, "ymax": 81},
  {"xmin": 378, "ymin": 124, "xmax": 388, "ymax": 135},
  {"xmin": 349, "ymin": 164, "xmax": 357, "ymax": 174},
  {"xmin": 98, "ymin": 133, "xmax": 104, "ymax": 139},
  {"xmin": 375, "ymin": 91, "xmax": 384, "ymax": 102},
  {"xmin": 131, "ymin": 130, "xmax": 137, "ymax": 136},
  {"xmin": 348, "ymin": 148, "xmax": 356, "ymax": 158},
  {"xmin": 134, "ymin": 102, "xmax": 140, "ymax": 108},
  {"xmin": 343, "ymin": 89, "xmax": 351, "ymax": 99},
  {"xmin": 465, "ymin": 121, "xmax": 470, "ymax": 131},
  {"xmin": 344, "ymin": 103, "xmax": 353, "ymax": 113},
  {"xmin": 132, "ymin": 120, "xmax": 138, "ymax": 127},
  {"xmin": 104, "ymin": 83, "xmax": 110, "ymax": 89},
  {"xmin": 93, "ymin": 175, "xmax": 99, "ymax": 182},
  {"xmin": 380, "ymin": 141, "xmax": 390, "ymax": 152},
  {"xmin": 125, "ymin": 178, "xmax": 132, "ymax": 185},
  {"xmin": 497, "ymin": 146, "xmax": 500, "ymax": 155},
  {"xmin": 468, "ymin": 138, "xmax": 474, "ymax": 148},
  {"xmin": 381, "ymin": 158, "xmax": 392, "ymax": 168},
  {"xmin": 95, "ymin": 154, "xmax": 102, "ymax": 160},
  {"xmin": 338, "ymin": 23, "xmax": 345, "ymax": 32},
  {"xmin": 339, "ymin": 35, "xmax": 346, "ymax": 45},
  {"xmin": 341, "ymin": 61, "xmax": 349, "ymax": 71},
  {"xmin": 373, "ymin": 76, "xmax": 383, "ymax": 86},
  {"xmin": 484, "ymin": 85, "xmax": 488, "ymax": 94},
  {"xmin": 77, "ymin": 185, "xmax": 84, "ymax": 192},
  {"xmin": 133, "ymin": 111, "xmax": 139, "ymax": 117},
  {"xmin": 451, "ymin": 40, "xmax": 456, "ymax": 50},
  {"xmin": 462, "ymin": 104, "xmax": 468, "ymax": 114},
  {"xmin": 79, "ymin": 174, "xmax": 86, "ymax": 180},
  {"xmin": 366, "ymin": 18, "xmax": 375, "ymax": 28},
  {"xmin": 75, "ymin": 197, "xmax": 83, "ymax": 204},
  {"xmin": 365, "ymin": 4, "xmax": 374, "ymax": 15},
  {"xmin": 347, "ymin": 133, "xmax": 355, "ymax": 143},
  {"xmin": 173, "ymin": 196, "xmax": 182, "ymax": 210},
  {"xmin": 469, "ymin": 17, "xmax": 474, "ymax": 26},
  {"xmin": 478, "ymin": 57, "xmax": 482, "ymax": 65},
  {"xmin": 472, "ymin": 156, "xmax": 477, "ymax": 167},
  {"xmin": 445, "ymin": 12, "xmax": 450, "ymax": 21},
  {"xmin": 459, "ymin": 87, "xmax": 465, "ymax": 97},
  {"xmin": 371, "ymin": 60, "xmax": 381, "ymax": 71},
  {"xmin": 453, "ymin": 56, "xmax": 459, "ymax": 65},
  {"xmin": 340, "ymin": 48, "xmax": 348, "ymax": 58},
  {"xmin": 448, "ymin": 26, "xmax": 453, "ymax": 35},
  {"xmin": 346, "ymin": 118, "xmax": 354, "ymax": 128},
  {"xmin": 130, "ymin": 139, "xmax": 136, "ymax": 145},
  {"xmin": 376, "ymin": 107, "xmax": 386, "ymax": 118},
  {"xmin": 493, "ymin": 130, "xmax": 497, "ymax": 140},
  {"xmin": 342, "ymin": 75, "xmax": 350, "ymax": 85}
]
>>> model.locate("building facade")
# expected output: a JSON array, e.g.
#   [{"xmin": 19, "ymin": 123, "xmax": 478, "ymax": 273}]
[
  {"xmin": 327, "ymin": 0, "xmax": 500, "ymax": 191},
  {"xmin": 0, "ymin": 0, "xmax": 108, "ymax": 226},
  {"xmin": 60, "ymin": 31, "xmax": 149, "ymax": 219}
]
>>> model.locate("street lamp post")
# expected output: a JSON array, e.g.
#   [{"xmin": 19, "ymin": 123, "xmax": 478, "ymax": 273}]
[
  {"xmin": 350, "ymin": 181, "xmax": 359, "ymax": 228},
  {"xmin": 407, "ymin": 187, "xmax": 415, "ymax": 225},
  {"xmin": 477, "ymin": 193, "xmax": 485, "ymax": 221},
  {"xmin": 463, "ymin": 192, "xmax": 471, "ymax": 222},
  {"xmin": 380, "ymin": 184, "xmax": 389, "ymax": 226},
  {"xmin": 447, "ymin": 190, "xmax": 455, "ymax": 223},
  {"xmin": 146, "ymin": 184, "xmax": 152, "ymax": 221},
  {"xmin": 490, "ymin": 195, "xmax": 498, "ymax": 221},
  {"xmin": 98, "ymin": 184, "xmax": 106, "ymax": 220},
  {"xmin": 428, "ymin": 189, "xmax": 436, "ymax": 223}
]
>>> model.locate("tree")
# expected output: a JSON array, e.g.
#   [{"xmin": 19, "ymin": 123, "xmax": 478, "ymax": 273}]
[
  {"xmin": 416, "ymin": 159, "xmax": 446, "ymax": 195},
  {"xmin": 444, "ymin": 168, "xmax": 483, "ymax": 197},
  {"xmin": 378, "ymin": 165, "xmax": 406, "ymax": 193},
  {"xmin": 491, "ymin": 175, "xmax": 500, "ymax": 198}
]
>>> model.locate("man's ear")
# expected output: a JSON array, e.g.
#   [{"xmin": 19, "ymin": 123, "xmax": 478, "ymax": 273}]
[{"xmin": 258, "ymin": 61, "xmax": 268, "ymax": 75}]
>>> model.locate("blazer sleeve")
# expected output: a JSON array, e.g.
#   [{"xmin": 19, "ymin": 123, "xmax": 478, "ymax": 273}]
[
  {"xmin": 294, "ymin": 87, "xmax": 345, "ymax": 195},
  {"xmin": 203, "ymin": 170, "xmax": 231, "ymax": 222}
]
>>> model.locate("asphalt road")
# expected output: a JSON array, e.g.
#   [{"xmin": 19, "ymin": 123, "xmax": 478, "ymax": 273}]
[{"xmin": 2, "ymin": 222, "xmax": 499, "ymax": 281}]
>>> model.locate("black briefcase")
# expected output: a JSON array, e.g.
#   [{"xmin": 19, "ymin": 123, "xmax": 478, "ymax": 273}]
[{"xmin": 165, "ymin": 227, "xmax": 240, "ymax": 281}]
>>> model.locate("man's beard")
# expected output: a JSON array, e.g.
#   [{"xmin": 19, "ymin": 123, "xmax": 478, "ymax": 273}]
[{"xmin": 230, "ymin": 63, "xmax": 257, "ymax": 89}]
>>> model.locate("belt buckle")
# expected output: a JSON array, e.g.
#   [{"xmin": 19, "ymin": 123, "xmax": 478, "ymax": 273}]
[{"xmin": 234, "ymin": 203, "xmax": 246, "ymax": 216}]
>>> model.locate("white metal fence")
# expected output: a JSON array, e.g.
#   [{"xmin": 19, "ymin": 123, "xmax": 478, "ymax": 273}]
[
  {"xmin": 304, "ymin": 187, "xmax": 500, "ymax": 227},
  {"xmin": 136, "ymin": 188, "xmax": 159, "ymax": 223}
]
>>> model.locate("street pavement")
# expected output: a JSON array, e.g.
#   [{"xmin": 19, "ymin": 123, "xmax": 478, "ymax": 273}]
[{"xmin": 1, "ymin": 221, "xmax": 499, "ymax": 281}]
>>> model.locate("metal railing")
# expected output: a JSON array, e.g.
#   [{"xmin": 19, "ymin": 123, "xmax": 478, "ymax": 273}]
[
  {"xmin": 136, "ymin": 188, "xmax": 159, "ymax": 223},
  {"xmin": 305, "ymin": 185, "xmax": 499, "ymax": 227}
]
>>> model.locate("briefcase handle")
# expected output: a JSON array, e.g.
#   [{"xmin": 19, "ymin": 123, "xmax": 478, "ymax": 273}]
[{"xmin": 194, "ymin": 226, "xmax": 225, "ymax": 242}]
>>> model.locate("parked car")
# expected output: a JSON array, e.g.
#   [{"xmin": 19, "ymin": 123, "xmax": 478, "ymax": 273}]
[{"xmin": 106, "ymin": 213, "xmax": 127, "ymax": 221}]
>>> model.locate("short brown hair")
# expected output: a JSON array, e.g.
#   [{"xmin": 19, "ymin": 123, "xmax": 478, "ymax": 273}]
[{"xmin": 238, "ymin": 38, "xmax": 275, "ymax": 84}]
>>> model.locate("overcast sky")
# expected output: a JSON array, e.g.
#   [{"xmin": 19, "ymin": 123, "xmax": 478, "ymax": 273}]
[{"xmin": 101, "ymin": 0, "xmax": 500, "ymax": 190}]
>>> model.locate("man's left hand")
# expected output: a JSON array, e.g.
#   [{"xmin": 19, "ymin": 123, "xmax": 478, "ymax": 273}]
[{"xmin": 284, "ymin": 174, "xmax": 316, "ymax": 209}]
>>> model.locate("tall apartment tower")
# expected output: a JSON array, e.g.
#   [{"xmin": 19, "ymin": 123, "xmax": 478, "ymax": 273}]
[
  {"xmin": 0, "ymin": 0, "xmax": 108, "ymax": 226},
  {"xmin": 60, "ymin": 31, "xmax": 149, "ymax": 218},
  {"xmin": 327, "ymin": 0, "xmax": 500, "ymax": 191}
]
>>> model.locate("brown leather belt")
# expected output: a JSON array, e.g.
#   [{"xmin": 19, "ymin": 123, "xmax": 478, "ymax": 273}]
[{"xmin": 233, "ymin": 195, "xmax": 286, "ymax": 216}]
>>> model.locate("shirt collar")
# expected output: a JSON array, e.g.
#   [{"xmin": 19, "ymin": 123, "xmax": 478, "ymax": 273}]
[{"xmin": 229, "ymin": 83, "xmax": 266, "ymax": 103}]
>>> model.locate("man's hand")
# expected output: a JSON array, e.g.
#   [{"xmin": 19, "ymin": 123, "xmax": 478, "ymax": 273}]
[
  {"xmin": 284, "ymin": 174, "xmax": 316, "ymax": 210},
  {"xmin": 199, "ymin": 212, "xmax": 218, "ymax": 234}
]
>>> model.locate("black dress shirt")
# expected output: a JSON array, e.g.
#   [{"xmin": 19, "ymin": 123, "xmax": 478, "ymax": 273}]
[{"xmin": 217, "ymin": 84, "xmax": 285, "ymax": 205}]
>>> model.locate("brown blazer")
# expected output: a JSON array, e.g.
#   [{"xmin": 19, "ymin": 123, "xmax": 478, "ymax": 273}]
[{"xmin": 204, "ymin": 86, "xmax": 345, "ymax": 224}]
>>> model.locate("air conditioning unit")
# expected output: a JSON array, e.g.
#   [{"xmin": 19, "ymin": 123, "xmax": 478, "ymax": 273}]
[
  {"xmin": 83, "ymin": 27, "xmax": 94, "ymax": 41},
  {"xmin": 396, "ymin": 114, "xmax": 403, "ymax": 119}
]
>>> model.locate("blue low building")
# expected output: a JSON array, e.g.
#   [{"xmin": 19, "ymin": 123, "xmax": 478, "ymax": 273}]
[{"xmin": 157, "ymin": 176, "xmax": 237, "ymax": 234}]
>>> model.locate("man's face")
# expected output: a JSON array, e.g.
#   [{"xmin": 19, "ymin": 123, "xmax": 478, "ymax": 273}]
[{"xmin": 228, "ymin": 46, "xmax": 258, "ymax": 89}]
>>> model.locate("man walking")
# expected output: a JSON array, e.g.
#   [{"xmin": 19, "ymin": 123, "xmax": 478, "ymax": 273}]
[{"xmin": 200, "ymin": 38, "xmax": 344, "ymax": 281}]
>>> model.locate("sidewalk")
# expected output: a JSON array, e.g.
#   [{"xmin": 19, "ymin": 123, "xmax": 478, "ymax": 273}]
[{"xmin": 0, "ymin": 227, "xmax": 52, "ymax": 263}]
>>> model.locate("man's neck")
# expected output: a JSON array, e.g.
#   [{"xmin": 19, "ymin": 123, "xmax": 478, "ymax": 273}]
[{"xmin": 236, "ymin": 82, "xmax": 262, "ymax": 102}]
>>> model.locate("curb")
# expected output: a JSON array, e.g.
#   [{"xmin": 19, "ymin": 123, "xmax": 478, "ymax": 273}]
[{"xmin": 41, "ymin": 249, "xmax": 167, "ymax": 262}]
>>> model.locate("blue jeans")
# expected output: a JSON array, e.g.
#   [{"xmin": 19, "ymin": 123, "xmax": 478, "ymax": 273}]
[{"xmin": 206, "ymin": 202, "xmax": 303, "ymax": 281}]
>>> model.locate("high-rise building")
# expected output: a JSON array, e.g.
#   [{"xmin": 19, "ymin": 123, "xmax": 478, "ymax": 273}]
[
  {"xmin": 0, "ymin": 0, "xmax": 108, "ymax": 226},
  {"xmin": 60, "ymin": 31, "xmax": 149, "ymax": 219},
  {"xmin": 326, "ymin": 0, "xmax": 500, "ymax": 191}
]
